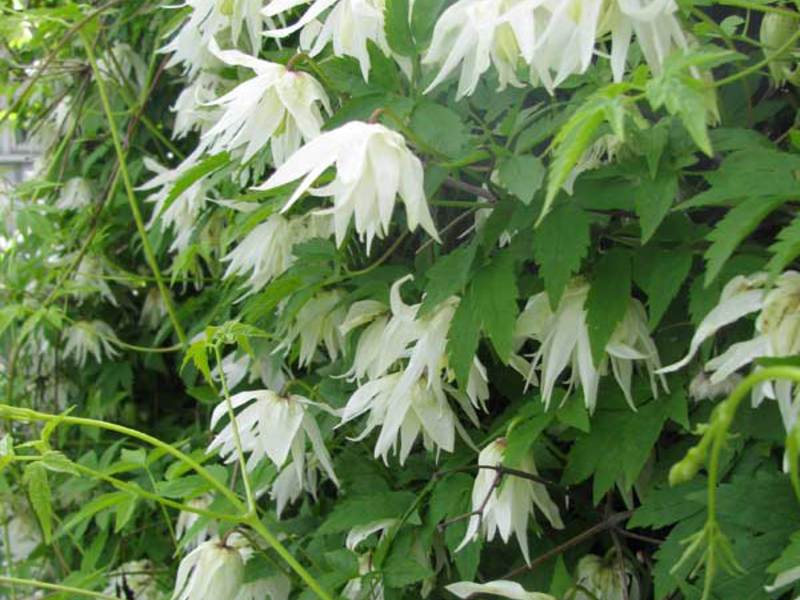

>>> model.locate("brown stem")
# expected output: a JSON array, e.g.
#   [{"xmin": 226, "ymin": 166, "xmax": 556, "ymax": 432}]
[{"xmin": 443, "ymin": 177, "xmax": 497, "ymax": 203}]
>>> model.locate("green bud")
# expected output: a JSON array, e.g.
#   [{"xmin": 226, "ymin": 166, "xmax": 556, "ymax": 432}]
[{"xmin": 760, "ymin": 12, "xmax": 800, "ymax": 86}]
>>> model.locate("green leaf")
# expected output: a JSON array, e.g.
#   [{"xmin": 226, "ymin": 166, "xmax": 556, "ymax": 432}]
[
  {"xmin": 114, "ymin": 493, "xmax": 138, "ymax": 533},
  {"xmin": 541, "ymin": 84, "xmax": 628, "ymax": 223},
  {"xmin": 447, "ymin": 288, "xmax": 481, "ymax": 388},
  {"xmin": 155, "ymin": 152, "xmax": 230, "ymax": 222},
  {"xmin": 419, "ymin": 241, "xmax": 477, "ymax": 317},
  {"xmin": 61, "ymin": 492, "xmax": 127, "ymax": 534},
  {"xmin": 586, "ymin": 249, "xmax": 632, "ymax": 366},
  {"xmin": 384, "ymin": 0, "xmax": 415, "ymax": 57},
  {"xmin": 532, "ymin": 203, "xmax": 592, "ymax": 308},
  {"xmin": 503, "ymin": 404, "xmax": 553, "ymax": 467},
  {"xmin": 635, "ymin": 170, "xmax": 678, "ymax": 242},
  {"xmin": 318, "ymin": 491, "xmax": 416, "ymax": 534},
  {"xmin": 766, "ymin": 215, "xmax": 800, "ymax": 280},
  {"xmin": 704, "ymin": 196, "xmax": 785, "ymax": 285},
  {"xmin": 24, "ymin": 462, "xmax": 53, "ymax": 543},
  {"xmin": 634, "ymin": 247, "xmax": 693, "ymax": 329},
  {"xmin": 410, "ymin": 101, "xmax": 470, "ymax": 158},
  {"xmin": 40, "ymin": 451, "xmax": 80, "ymax": 475},
  {"xmin": 472, "ymin": 251, "xmax": 519, "ymax": 362},
  {"xmin": 496, "ymin": 155, "xmax": 545, "ymax": 205},
  {"xmin": 410, "ymin": 0, "xmax": 446, "ymax": 49}
]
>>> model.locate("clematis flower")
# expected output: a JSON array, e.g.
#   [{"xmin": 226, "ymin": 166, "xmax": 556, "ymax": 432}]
[
  {"xmin": 138, "ymin": 152, "xmax": 211, "ymax": 253},
  {"xmin": 72, "ymin": 255, "xmax": 118, "ymax": 306},
  {"xmin": 202, "ymin": 42, "xmax": 330, "ymax": 165},
  {"xmin": 140, "ymin": 287, "xmax": 169, "ymax": 331},
  {"xmin": 172, "ymin": 72, "xmax": 226, "ymax": 139},
  {"xmin": 277, "ymin": 290, "xmax": 347, "ymax": 367},
  {"xmin": 340, "ymin": 371, "xmax": 457, "ymax": 464},
  {"xmin": 574, "ymin": 552, "xmax": 641, "ymax": 600},
  {"xmin": 456, "ymin": 438, "xmax": 563, "ymax": 564},
  {"xmin": 253, "ymin": 121, "xmax": 439, "ymax": 252},
  {"xmin": 208, "ymin": 389, "xmax": 340, "ymax": 493},
  {"xmin": 63, "ymin": 320, "xmax": 120, "ymax": 367},
  {"xmin": 270, "ymin": 451, "xmax": 338, "ymax": 516},
  {"xmin": 659, "ymin": 271, "xmax": 800, "ymax": 432},
  {"xmin": 172, "ymin": 538, "xmax": 244, "ymax": 600},
  {"xmin": 223, "ymin": 213, "xmax": 332, "ymax": 294},
  {"xmin": 175, "ymin": 495, "xmax": 218, "ymax": 550},
  {"xmin": 688, "ymin": 370, "xmax": 742, "ymax": 402},
  {"xmin": 423, "ymin": 0, "xmax": 539, "ymax": 99},
  {"xmin": 56, "ymin": 177, "xmax": 91, "ymax": 210},
  {"xmin": 446, "ymin": 580, "xmax": 555, "ymax": 599},
  {"xmin": 515, "ymin": 280, "xmax": 666, "ymax": 412},
  {"xmin": 342, "ymin": 553, "xmax": 385, "ymax": 600},
  {"xmin": 264, "ymin": 0, "xmax": 389, "ymax": 80}
]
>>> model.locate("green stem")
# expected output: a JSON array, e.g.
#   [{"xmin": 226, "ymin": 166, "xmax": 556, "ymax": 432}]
[
  {"xmin": 714, "ymin": 0, "xmax": 800, "ymax": 17},
  {"xmin": 80, "ymin": 30, "xmax": 187, "ymax": 346},
  {"xmin": 0, "ymin": 576, "xmax": 118, "ymax": 600},
  {"xmin": 713, "ymin": 28, "xmax": 800, "ymax": 88}
]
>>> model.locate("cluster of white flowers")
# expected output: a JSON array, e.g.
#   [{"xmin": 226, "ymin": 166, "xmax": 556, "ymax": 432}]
[{"xmin": 63, "ymin": 320, "xmax": 121, "ymax": 367}]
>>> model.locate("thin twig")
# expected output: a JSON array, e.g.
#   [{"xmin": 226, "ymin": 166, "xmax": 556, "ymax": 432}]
[{"xmin": 443, "ymin": 177, "xmax": 497, "ymax": 203}]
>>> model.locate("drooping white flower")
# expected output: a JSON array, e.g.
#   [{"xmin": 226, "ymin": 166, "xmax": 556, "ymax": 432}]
[
  {"xmin": 573, "ymin": 552, "xmax": 641, "ymax": 600},
  {"xmin": 223, "ymin": 213, "xmax": 333, "ymax": 294},
  {"xmin": 140, "ymin": 287, "xmax": 169, "ymax": 330},
  {"xmin": 172, "ymin": 72, "xmax": 226, "ymax": 139},
  {"xmin": 342, "ymin": 553, "xmax": 385, "ymax": 600},
  {"xmin": 515, "ymin": 280, "xmax": 666, "ymax": 412},
  {"xmin": 423, "ymin": 0, "xmax": 538, "ymax": 99},
  {"xmin": 270, "ymin": 450, "xmax": 337, "ymax": 516},
  {"xmin": 456, "ymin": 438, "xmax": 563, "ymax": 564},
  {"xmin": 172, "ymin": 538, "xmax": 244, "ymax": 600},
  {"xmin": 253, "ymin": 121, "xmax": 439, "ymax": 252},
  {"xmin": 202, "ymin": 42, "xmax": 330, "ymax": 165},
  {"xmin": 56, "ymin": 177, "xmax": 92, "ymax": 210},
  {"xmin": 72, "ymin": 255, "xmax": 118, "ymax": 306},
  {"xmin": 446, "ymin": 580, "xmax": 555, "ymax": 600},
  {"xmin": 138, "ymin": 152, "xmax": 211, "ymax": 253},
  {"xmin": 63, "ymin": 320, "xmax": 121, "ymax": 367},
  {"xmin": 277, "ymin": 290, "xmax": 347, "ymax": 367},
  {"xmin": 688, "ymin": 370, "xmax": 742, "ymax": 402},
  {"xmin": 208, "ymin": 389, "xmax": 340, "ymax": 493},
  {"xmin": 175, "ymin": 495, "xmax": 218, "ymax": 550},
  {"xmin": 104, "ymin": 560, "xmax": 163, "ymax": 600},
  {"xmin": 659, "ymin": 271, "xmax": 800, "ymax": 432},
  {"xmin": 264, "ymin": 0, "xmax": 389, "ymax": 80}
]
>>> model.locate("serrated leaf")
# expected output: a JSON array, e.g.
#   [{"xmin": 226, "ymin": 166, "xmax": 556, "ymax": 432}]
[
  {"xmin": 410, "ymin": 0, "xmax": 446, "ymax": 49},
  {"xmin": 634, "ymin": 247, "xmax": 693, "ymax": 329},
  {"xmin": 704, "ymin": 196, "xmax": 785, "ymax": 285},
  {"xmin": 586, "ymin": 249, "xmax": 631, "ymax": 366},
  {"xmin": 533, "ymin": 203, "xmax": 592, "ymax": 308},
  {"xmin": 384, "ymin": 0, "xmax": 415, "ymax": 57},
  {"xmin": 40, "ymin": 451, "xmax": 80, "ymax": 475},
  {"xmin": 766, "ymin": 215, "xmax": 800, "ymax": 280},
  {"xmin": 636, "ymin": 170, "xmax": 678, "ymax": 242},
  {"xmin": 496, "ymin": 155, "xmax": 545, "ymax": 205},
  {"xmin": 410, "ymin": 101, "xmax": 470, "ymax": 158},
  {"xmin": 503, "ymin": 407, "xmax": 553, "ymax": 468},
  {"xmin": 472, "ymin": 252, "xmax": 518, "ymax": 362},
  {"xmin": 419, "ymin": 242, "xmax": 477, "ymax": 317},
  {"xmin": 24, "ymin": 462, "xmax": 53, "ymax": 543},
  {"xmin": 447, "ymin": 289, "xmax": 481, "ymax": 388},
  {"xmin": 318, "ymin": 491, "xmax": 415, "ymax": 534}
]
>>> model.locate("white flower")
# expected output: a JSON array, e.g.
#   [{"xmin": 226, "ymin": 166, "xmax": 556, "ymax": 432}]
[
  {"xmin": 96, "ymin": 43, "xmax": 148, "ymax": 90},
  {"xmin": 1, "ymin": 508, "xmax": 41, "ymax": 563},
  {"xmin": 72, "ymin": 255, "xmax": 118, "ymax": 306},
  {"xmin": 659, "ymin": 271, "xmax": 800, "ymax": 431},
  {"xmin": 140, "ymin": 287, "xmax": 169, "ymax": 330},
  {"xmin": 342, "ymin": 553, "xmax": 384, "ymax": 600},
  {"xmin": 172, "ymin": 538, "xmax": 244, "ymax": 600},
  {"xmin": 223, "ymin": 213, "xmax": 332, "ymax": 294},
  {"xmin": 270, "ymin": 451, "xmax": 336, "ymax": 516},
  {"xmin": 423, "ymin": 0, "xmax": 538, "ymax": 99},
  {"xmin": 63, "ymin": 320, "xmax": 120, "ymax": 367},
  {"xmin": 236, "ymin": 573, "xmax": 291, "ymax": 600},
  {"xmin": 138, "ymin": 152, "xmax": 211, "ymax": 253},
  {"xmin": 202, "ymin": 42, "xmax": 330, "ymax": 165},
  {"xmin": 515, "ymin": 280, "xmax": 666, "ymax": 412},
  {"xmin": 264, "ymin": 0, "xmax": 389, "ymax": 80},
  {"xmin": 278, "ymin": 290, "xmax": 347, "ymax": 367},
  {"xmin": 253, "ymin": 121, "xmax": 439, "ymax": 252},
  {"xmin": 456, "ymin": 438, "xmax": 563, "ymax": 564},
  {"xmin": 175, "ymin": 495, "xmax": 218, "ymax": 550},
  {"xmin": 574, "ymin": 552, "xmax": 641, "ymax": 600},
  {"xmin": 208, "ymin": 389, "xmax": 340, "ymax": 491},
  {"xmin": 446, "ymin": 580, "xmax": 555, "ymax": 600},
  {"xmin": 56, "ymin": 177, "xmax": 92, "ymax": 210},
  {"xmin": 105, "ymin": 560, "xmax": 163, "ymax": 600},
  {"xmin": 173, "ymin": 72, "xmax": 226, "ymax": 139},
  {"xmin": 688, "ymin": 370, "xmax": 742, "ymax": 402}
]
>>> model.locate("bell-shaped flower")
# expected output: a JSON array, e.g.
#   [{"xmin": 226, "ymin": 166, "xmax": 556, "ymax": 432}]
[
  {"xmin": 446, "ymin": 580, "xmax": 555, "ymax": 599},
  {"xmin": 223, "ymin": 213, "xmax": 332, "ymax": 294},
  {"xmin": 63, "ymin": 320, "xmax": 120, "ymax": 367},
  {"xmin": 253, "ymin": 121, "xmax": 439, "ymax": 252},
  {"xmin": 175, "ymin": 495, "xmax": 218, "ymax": 550},
  {"xmin": 264, "ymin": 0, "xmax": 389, "ymax": 80},
  {"xmin": 172, "ymin": 72, "xmax": 226, "ymax": 139},
  {"xmin": 138, "ymin": 152, "xmax": 211, "ymax": 253},
  {"xmin": 56, "ymin": 177, "xmax": 92, "ymax": 210},
  {"xmin": 340, "ymin": 372, "xmax": 457, "ymax": 464},
  {"xmin": 457, "ymin": 439, "xmax": 563, "ymax": 564},
  {"xmin": 574, "ymin": 552, "xmax": 641, "ymax": 600},
  {"xmin": 277, "ymin": 290, "xmax": 347, "ymax": 367},
  {"xmin": 72, "ymin": 255, "xmax": 118, "ymax": 306},
  {"xmin": 423, "ymin": 0, "xmax": 538, "ymax": 99},
  {"xmin": 270, "ymin": 450, "xmax": 338, "ymax": 516},
  {"xmin": 659, "ymin": 271, "xmax": 800, "ymax": 431},
  {"xmin": 172, "ymin": 537, "xmax": 244, "ymax": 600},
  {"xmin": 140, "ymin": 287, "xmax": 169, "ymax": 331},
  {"xmin": 208, "ymin": 389, "xmax": 340, "ymax": 492},
  {"xmin": 515, "ymin": 280, "xmax": 665, "ymax": 412},
  {"xmin": 105, "ymin": 560, "xmax": 162, "ymax": 600},
  {"xmin": 202, "ymin": 42, "xmax": 330, "ymax": 165}
]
